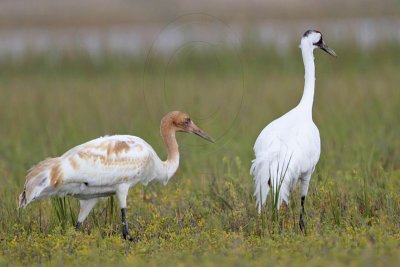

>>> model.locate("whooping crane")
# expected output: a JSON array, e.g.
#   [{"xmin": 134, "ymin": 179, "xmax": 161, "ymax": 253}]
[
  {"xmin": 18, "ymin": 111, "xmax": 214, "ymax": 240},
  {"xmin": 250, "ymin": 30, "xmax": 336, "ymax": 232}
]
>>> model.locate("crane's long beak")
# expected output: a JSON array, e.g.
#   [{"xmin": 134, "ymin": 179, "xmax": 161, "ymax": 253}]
[
  {"xmin": 189, "ymin": 123, "xmax": 215, "ymax": 143},
  {"xmin": 319, "ymin": 41, "xmax": 337, "ymax": 57}
]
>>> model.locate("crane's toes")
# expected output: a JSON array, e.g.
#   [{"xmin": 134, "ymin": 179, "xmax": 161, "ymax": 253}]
[
  {"xmin": 122, "ymin": 229, "xmax": 137, "ymax": 242},
  {"xmin": 299, "ymin": 214, "xmax": 307, "ymax": 235},
  {"xmin": 75, "ymin": 221, "xmax": 82, "ymax": 231},
  {"xmin": 123, "ymin": 234, "xmax": 137, "ymax": 243},
  {"xmin": 299, "ymin": 219, "xmax": 305, "ymax": 232}
]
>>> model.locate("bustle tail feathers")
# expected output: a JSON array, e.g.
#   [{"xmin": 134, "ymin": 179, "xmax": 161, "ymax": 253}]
[{"xmin": 251, "ymin": 154, "xmax": 293, "ymax": 213}]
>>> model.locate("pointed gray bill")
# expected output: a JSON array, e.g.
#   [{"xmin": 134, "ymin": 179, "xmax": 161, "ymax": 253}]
[
  {"xmin": 320, "ymin": 43, "xmax": 337, "ymax": 57},
  {"xmin": 191, "ymin": 124, "xmax": 215, "ymax": 143}
]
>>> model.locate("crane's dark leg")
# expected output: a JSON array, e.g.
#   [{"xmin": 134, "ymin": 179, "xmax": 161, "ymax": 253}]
[
  {"xmin": 299, "ymin": 195, "xmax": 307, "ymax": 234},
  {"xmin": 75, "ymin": 221, "xmax": 82, "ymax": 231},
  {"xmin": 121, "ymin": 208, "xmax": 134, "ymax": 241},
  {"xmin": 299, "ymin": 172, "xmax": 311, "ymax": 235},
  {"xmin": 117, "ymin": 185, "xmax": 135, "ymax": 242}
]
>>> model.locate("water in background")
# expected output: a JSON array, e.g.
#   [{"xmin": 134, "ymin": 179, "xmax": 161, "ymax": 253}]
[{"xmin": 0, "ymin": 16, "xmax": 399, "ymax": 61}]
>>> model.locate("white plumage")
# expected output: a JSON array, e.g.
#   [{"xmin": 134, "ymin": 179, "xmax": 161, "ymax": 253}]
[
  {"xmin": 250, "ymin": 30, "xmax": 336, "ymax": 231},
  {"xmin": 18, "ymin": 111, "xmax": 214, "ymax": 240},
  {"xmin": 23, "ymin": 135, "xmax": 164, "ymax": 201}
]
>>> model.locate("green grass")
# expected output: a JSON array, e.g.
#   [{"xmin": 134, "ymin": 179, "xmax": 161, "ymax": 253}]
[{"xmin": 0, "ymin": 44, "xmax": 399, "ymax": 266}]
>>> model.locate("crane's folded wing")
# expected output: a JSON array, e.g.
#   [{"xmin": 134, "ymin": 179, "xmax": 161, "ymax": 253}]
[{"xmin": 60, "ymin": 135, "xmax": 160, "ymax": 186}]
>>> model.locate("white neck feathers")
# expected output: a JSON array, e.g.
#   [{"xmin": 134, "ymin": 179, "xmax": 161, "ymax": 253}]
[{"xmin": 298, "ymin": 41, "xmax": 316, "ymax": 117}]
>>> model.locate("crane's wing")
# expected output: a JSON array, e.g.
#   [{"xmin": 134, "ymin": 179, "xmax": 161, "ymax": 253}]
[
  {"xmin": 253, "ymin": 118, "xmax": 320, "ymax": 173},
  {"xmin": 60, "ymin": 135, "xmax": 161, "ymax": 186},
  {"xmin": 250, "ymin": 118, "xmax": 320, "ymax": 209},
  {"xmin": 18, "ymin": 135, "xmax": 164, "ymax": 208},
  {"xmin": 251, "ymin": 122, "xmax": 294, "ymax": 208}
]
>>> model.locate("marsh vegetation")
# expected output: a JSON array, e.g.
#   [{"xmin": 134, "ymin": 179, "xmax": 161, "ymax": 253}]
[{"xmin": 0, "ymin": 45, "xmax": 399, "ymax": 266}]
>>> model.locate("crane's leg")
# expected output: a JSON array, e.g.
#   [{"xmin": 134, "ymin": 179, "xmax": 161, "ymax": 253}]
[
  {"xmin": 299, "ymin": 196, "xmax": 307, "ymax": 234},
  {"xmin": 299, "ymin": 173, "xmax": 311, "ymax": 234},
  {"xmin": 76, "ymin": 198, "xmax": 98, "ymax": 230},
  {"xmin": 116, "ymin": 184, "xmax": 134, "ymax": 241}
]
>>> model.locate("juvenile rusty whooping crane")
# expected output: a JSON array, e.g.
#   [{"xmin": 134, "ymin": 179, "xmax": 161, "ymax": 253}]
[
  {"xmin": 250, "ymin": 30, "xmax": 336, "ymax": 232},
  {"xmin": 18, "ymin": 111, "xmax": 214, "ymax": 240}
]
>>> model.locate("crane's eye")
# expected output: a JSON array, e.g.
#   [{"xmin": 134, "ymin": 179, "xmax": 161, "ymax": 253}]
[{"xmin": 184, "ymin": 117, "xmax": 191, "ymax": 124}]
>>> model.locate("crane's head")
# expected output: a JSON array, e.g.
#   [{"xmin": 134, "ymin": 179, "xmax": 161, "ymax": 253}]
[
  {"xmin": 162, "ymin": 111, "xmax": 214, "ymax": 143},
  {"xmin": 301, "ymin": 30, "xmax": 336, "ymax": 57}
]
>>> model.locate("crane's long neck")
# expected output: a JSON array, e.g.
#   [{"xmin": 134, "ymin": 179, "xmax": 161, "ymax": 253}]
[
  {"xmin": 160, "ymin": 119, "xmax": 180, "ymax": 182},
  {"xmin": 298, "ymin": 42, "xmax": 316, "ymax": 117}
]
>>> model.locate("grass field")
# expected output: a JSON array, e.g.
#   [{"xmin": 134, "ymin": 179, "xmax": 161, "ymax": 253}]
[{"xmin": 0, "ymin": 44, "xmax": 399, "ymax": 266}]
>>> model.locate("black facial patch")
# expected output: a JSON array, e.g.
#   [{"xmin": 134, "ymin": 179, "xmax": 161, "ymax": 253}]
[{"xmin": 313, "ymin": 36, "xmax": 323, "ymax": 47}]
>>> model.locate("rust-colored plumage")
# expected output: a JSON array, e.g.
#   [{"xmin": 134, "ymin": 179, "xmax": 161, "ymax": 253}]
[{"xmin": 50, "ymin": 162, "xmax": 63, "ymax": 187}]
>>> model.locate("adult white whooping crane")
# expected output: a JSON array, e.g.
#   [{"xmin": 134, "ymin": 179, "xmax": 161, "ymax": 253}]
[
  {"xmin": 250, "ymin": 30, "xmax": 336, "ymax": 232},
  {"xmin": 18, "ymin": 111, "xmax": 214, "ymax": 240}
]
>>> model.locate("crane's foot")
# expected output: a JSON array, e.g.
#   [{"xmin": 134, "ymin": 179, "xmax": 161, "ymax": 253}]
[
  {"xmin": 122, "ymin": 225, "xmax": 136, "ymax": 242},
  {"xmin": 299, "ymin": 213, "xmax": 307, "ymax": 234},
  {"xmin": 121, "ymin": 208, "xmax": 136, "ymax": 242},
  {"xmin": 75, "ymin": 221, "xmax": 82, "ymax": 231}
]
